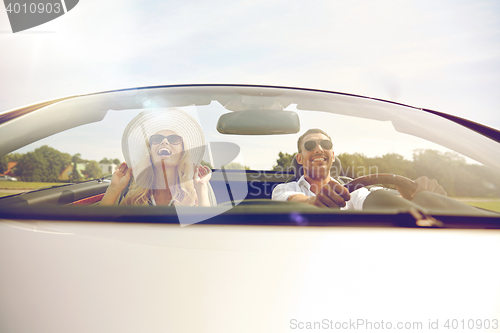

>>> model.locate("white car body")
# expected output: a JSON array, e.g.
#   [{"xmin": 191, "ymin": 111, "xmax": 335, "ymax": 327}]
[{"xmin": 0, "ymin": 85, "xmax": 499, "ymax": 332}]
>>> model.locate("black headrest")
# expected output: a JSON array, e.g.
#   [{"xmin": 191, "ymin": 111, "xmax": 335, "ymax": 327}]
[{"xmin": 289, "ymin": 153, "xmax": 342, "ymax": 181}]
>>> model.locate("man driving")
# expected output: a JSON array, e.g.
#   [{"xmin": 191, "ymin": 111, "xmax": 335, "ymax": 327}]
[{"xmin": 271, "ymin": 129, "xmax": 447, "ymax": 209}]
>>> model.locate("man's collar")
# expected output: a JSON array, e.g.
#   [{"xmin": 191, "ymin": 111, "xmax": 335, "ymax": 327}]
[
  {"xmin": 298, "ymin": 175, "xmax": 339, "ymax": 188},
  {"xmin": 297, "ymin": 175, "xmax": 310, "ymax": 189}
]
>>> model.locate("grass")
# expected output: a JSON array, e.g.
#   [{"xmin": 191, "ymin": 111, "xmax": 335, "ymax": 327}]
[
  {"xmin": 0, "ymin": 181, "xmax": 68, "ymax": 198},
  {"xmin": 1, "ymin": 183, "xmax": 499, "ymax": 213},
  {"xmin": 460, "ymin": 201, "xmax": 500, "ymax": 213},
  {"xmin": 454, "ymin": 197, "xmax": 500, "ymax": 213},
  {"xmin": 0, "ymin": 181, "xmax": 66, "ymax": 189},
  {"xmin": 0, "ymin": 192, "xmax": 19, "ymax": 198}
]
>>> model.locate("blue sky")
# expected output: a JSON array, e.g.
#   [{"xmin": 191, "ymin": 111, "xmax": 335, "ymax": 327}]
[{"xmin": 1, "ymin": 0, "xmax": 500, "ymax": 130}]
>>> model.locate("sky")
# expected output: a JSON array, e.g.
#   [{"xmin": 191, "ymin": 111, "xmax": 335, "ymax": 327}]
[{"xmin": 1, "ymin": 0, "xmax": 499, "ymax": 132}]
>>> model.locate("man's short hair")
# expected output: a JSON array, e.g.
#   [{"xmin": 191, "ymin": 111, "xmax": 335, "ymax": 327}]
[{"xmin": 297, "ymin": 129, "xmax": 332, "ymax": 152}]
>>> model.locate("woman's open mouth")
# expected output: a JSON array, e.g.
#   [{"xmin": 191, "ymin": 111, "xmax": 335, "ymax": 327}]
[{"xmin": 157, "ymin": 147, "xmax": 172, "ymax": 157}]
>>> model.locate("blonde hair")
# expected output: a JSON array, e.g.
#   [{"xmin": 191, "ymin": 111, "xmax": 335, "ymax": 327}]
[{"xmin": 123, "ymin": 150, "xmax": 198, "ymax": 206}]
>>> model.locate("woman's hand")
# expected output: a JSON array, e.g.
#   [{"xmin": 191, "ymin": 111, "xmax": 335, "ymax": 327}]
[
  {"xmin": 193, "ymin": 165, "xmax": 212, "ymax": 189},
  {"xmin": 193, "ymin": 165, "xmax": 212, "ymax": 207},
  {"xmin": 111, "ymin": 162, "xmax": 133, "ymax": 192},
  {"xmin": 100, "ymin": 162, "xmax": 132, "ymax": 205}
]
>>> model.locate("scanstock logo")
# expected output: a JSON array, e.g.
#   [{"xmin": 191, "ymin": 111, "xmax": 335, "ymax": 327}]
[{"xmin": 3, "ymin": 0, "xmax": 79, "ymax": 33}]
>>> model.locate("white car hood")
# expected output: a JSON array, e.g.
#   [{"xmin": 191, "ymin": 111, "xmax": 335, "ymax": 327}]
[{"xmin": 1, "ymin": 220, "xmax": 499, "ymax": 333}]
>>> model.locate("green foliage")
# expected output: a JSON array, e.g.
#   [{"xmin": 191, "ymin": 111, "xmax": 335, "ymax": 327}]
[
  {"xmin": 0, "ymin": 155, "xmax": 9, "ymax": 173},
  {"xmin": 16, "ymin": 146, "xmax": 71, "ymax": 182},
  {"xmin": 99, "ymin": 157, "xmax": 120, "ymax": 164},
  {"xmin": 272, "ymin": 152, "xmax": 295, "ymax": 171},
  {"xmin": 1, "ymin": 153, "xmax": 22, "ymax": 175},
  {"xmin": 71, "ymin": 153, "xmax": 86, "ymax": 164},
  {"xmin": 5, "ymin": 147, "xmax": 108, "ymax": 183},
  {"xmin": 283, "ymin": 149, "xmax": 500, "ymax": 198},
  {"xmin": 222, "ymin": 162, "xmax": 250, "ymax": 170},
  {"xmin": 200, "ymin": 160, "xmax": 213, "ymax": 169},
  {"xmin": 85, "ymin": 160, "xmax": 103, "ymax": 179},
  {"xmin": 70, "ymin": 154, "xmax": 82, "ymax": 182},
  {"xmin": 337, "ymin": 152, "xmax": 370, "ymax": 178}
]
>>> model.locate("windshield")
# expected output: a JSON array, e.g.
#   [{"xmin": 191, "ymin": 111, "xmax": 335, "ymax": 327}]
[{"xmin": 1, "ymin": 85, "xmax": 499, "ymax": 220}]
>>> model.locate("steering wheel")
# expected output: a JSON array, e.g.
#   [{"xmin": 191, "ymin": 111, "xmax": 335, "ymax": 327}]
[{"xmin": 343, "ymin": 173, "xmax": 417, "ymax": 193}]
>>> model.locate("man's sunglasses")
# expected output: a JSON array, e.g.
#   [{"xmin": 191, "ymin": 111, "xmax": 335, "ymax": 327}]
[
  {"xmin": 149, "ymin": 134, "xmax": 183, "ymax": 146},
  {"xmin": 303, "ymin": 140, "xmax": 333, "ymax": 151}
]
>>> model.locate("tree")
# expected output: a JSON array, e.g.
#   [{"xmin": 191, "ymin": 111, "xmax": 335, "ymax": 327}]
[
  {"xmin": 0, "ymin": 155, "xmax": 9, "ymax": 174},
  {"xmin": 37, "ymin": 146, "xmax": 72, "ymax": 182},
  {"xmin": 99, "ymin": 158, "xmax": 112, "ymax": 164},
  {"xmin": 85, "ymin": 161, "xmax": 103, "ymax": 179},
  {"xmin": 70, "ymin": 153, "xmax": 83, "ymax": 182},
  {"xmin": 371, "ymin": 153, "xmax": 416, "ymax": 179},
  {"xmin": 112, "ymin": 158, "xmax": 120, "ymax": 165},
  {"xmin": 200, "ymin": 160, "xmax": 213, "ymax": 169},
  {"xmin": 222, "ymin": 162, "xmax": 250, "ymax": 170},
  {"xmin": 16, "ymin": 151, "xmax": 48, "ymax": 182},
  {"xmin": 14, "ymin": 146, "xmax": 71, "ymax": 182},
  {"xmin": 1, "ymin": 153, "xmax": 22, "ymax": 176},
  {"xmin": 272, "ymin": 152, "xmax": 295, "ymax": 172},
  {"xmin": 337, "ymin": 152, "xmax": 370, "ymax": 178},
  {"xmin": 412, "ymin": 149, "xmax": 463, "ymax": 196}
]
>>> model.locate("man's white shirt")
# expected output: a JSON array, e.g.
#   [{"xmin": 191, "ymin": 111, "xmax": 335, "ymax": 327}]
[{"xmin": 272, "ymin": 175, "xmax": 370, "ymax": 210}]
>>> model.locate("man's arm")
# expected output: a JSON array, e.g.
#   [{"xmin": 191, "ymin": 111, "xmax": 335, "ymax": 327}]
[
  {"xmin": 287, "ymin": 193, "xmax": 312, "ymax": 204},
  {"xmin": 396, "ymin": 176, "xmax": 447, "ymax": 200},
  {"xmin": 289, "ymin": 181, "xmax": 351, "ymax": 208}
]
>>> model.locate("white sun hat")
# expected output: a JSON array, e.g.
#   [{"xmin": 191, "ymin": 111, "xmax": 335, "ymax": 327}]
[{"xmin": 122, "ymin": 108, "xmax": 206, "ymax": 177}]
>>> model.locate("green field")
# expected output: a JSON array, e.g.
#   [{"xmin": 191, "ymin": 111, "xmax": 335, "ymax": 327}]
[
  {"xmin": 459, "ymin": 201, "xmax": 500, "ymax": 212},
  {"xmin": 453, "ymin": 198, "xmax": 500, "ymax": 213},
  {"xmin": 1, "ymin": 184, "xmax": 499, "ymax": 213},
  {"xmin": 0, "ymin": 181, "xmax": 66, "ymax": 189},
  {"xmin": 0, "ymin": 182, "xmax": 67, "ymax": 198},
  {"xmin": 0, "ymin": 192, "xmax": 18, "ymax": 198}
]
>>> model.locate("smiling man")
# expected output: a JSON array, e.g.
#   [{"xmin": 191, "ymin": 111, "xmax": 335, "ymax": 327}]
[{"xmin": 271, "ymin": 129, "xmax": 446, "ymax": 210}]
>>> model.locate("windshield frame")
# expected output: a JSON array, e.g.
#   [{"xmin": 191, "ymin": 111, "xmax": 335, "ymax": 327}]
[{"xmin": 2, "ymin": 84, "xmax": 500, "ymax": 221}]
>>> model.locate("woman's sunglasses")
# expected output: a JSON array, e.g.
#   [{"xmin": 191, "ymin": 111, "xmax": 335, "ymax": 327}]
[
  {"xmin": 303, "ymin": 140, "xmax": 333, "ymax": 151},
  {"xmin": 149, "ymin": 134, "xmax": 183, "ymax": 146}
]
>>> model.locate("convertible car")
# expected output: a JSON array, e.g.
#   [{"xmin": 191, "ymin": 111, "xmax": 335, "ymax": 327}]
[{"xmin": 0, "ymin": 84, "xmax": 499, "ymax": 332}]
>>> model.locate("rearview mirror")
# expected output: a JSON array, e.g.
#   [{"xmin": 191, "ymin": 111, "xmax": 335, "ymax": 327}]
[{"xmin": 217, "ymin": 110, "xmax": 300, "ymax": 135}]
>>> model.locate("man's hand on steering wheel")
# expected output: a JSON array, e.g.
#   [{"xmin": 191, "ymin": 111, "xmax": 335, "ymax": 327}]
[
  {"xmin": 308, "ymin": 180, "xmax": 351, "ymax": 208},
  {"xmin": 396, "ymin": 176, "xmax": 447, "ymax": 200}
]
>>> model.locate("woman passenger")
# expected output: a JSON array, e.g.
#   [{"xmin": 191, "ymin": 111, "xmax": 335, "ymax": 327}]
[{"xmin": 100, "ymin": 108, "xmax": 212, "ymax": 206}]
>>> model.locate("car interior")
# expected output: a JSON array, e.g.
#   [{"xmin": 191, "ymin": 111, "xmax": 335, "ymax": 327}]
[{"xmin": 1, "ymin": 85, "xmax": 499, "ymax": 226}]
